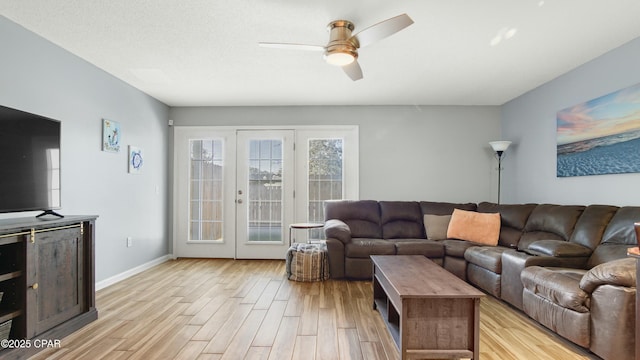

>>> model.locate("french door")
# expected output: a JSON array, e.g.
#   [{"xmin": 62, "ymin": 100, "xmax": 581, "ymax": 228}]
[
  {"xmin": 173, "ymin": 128, "xmax": 237, "ymax": 258},
  {"xmin": 235, "ymin": 130, "xmax": 294, "ymax": 258},
  {"xmin": 173, "ymin": 126, "xmax": 358, "ymax": 259}
]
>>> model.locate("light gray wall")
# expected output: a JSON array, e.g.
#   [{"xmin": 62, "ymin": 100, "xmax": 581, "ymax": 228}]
[
  {"xmin": 502, "ymin": 37, "xmax": 640, "ymax": 206},
  {"xmin": 0, "ymin": 16, "xmax": 170, "ymax": 282},
  {"xmin": 169, "ymin": 105, "xmax": 502, "ymax": 203}
]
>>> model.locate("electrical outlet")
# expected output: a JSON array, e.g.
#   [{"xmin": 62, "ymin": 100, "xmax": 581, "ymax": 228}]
[{"xmin": 127, "ymin": 237, "xmax": 133, "ymax": 247}]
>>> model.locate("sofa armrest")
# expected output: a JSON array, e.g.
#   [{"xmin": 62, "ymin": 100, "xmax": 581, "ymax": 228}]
[
  {"xmin": 527, "ymin": 240, "xmax": 592, "ymax": 257},
  {"xmin": 579, "ymin": 258, "xmax": 636, "ymax": 294},
  {"xmin": 324, "ymin": 219, "xmax": 352, "ymax": 244},
  {"xmin": 325, "ymin": 238, "xmax": 345, "ymax": 279}
]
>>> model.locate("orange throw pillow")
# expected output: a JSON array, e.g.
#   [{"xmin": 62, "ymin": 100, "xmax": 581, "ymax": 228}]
[{"xmin": 446, "ymin": 209, "xmax": 500, "ymax": 246}]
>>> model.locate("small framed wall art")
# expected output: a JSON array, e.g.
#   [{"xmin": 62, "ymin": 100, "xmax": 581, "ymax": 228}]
[
  {"xmin": 102, "ymin": 119, "xmax": 121, "ymax": 153},
  {"xmin": 128, "ymin": 146, "xmax": 143, "ymax": 174}
]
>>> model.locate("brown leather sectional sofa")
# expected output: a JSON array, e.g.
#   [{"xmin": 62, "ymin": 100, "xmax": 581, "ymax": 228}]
[{"xmin": 323, "ymin": 200, "xmax": 640, "ymax": 360}]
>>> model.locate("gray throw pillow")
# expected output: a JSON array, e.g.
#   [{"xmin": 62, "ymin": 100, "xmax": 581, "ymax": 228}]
[{"xmin": 423, "ymin": 214, "xmax": 451, "ymax": 240}]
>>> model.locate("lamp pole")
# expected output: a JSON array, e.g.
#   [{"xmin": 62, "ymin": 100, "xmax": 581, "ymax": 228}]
[
  {"xmin": 489, "ymin": 141, "xmax": 511, "ymax": 205},
  {"xmin": 496, "ymin": 151, "xmax": 504, "ymax": 204}
]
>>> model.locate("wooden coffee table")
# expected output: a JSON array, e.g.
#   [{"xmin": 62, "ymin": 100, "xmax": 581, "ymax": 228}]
[{"xmin": 371, "ymin": 255, "xmax": 485, "ymax": 360}]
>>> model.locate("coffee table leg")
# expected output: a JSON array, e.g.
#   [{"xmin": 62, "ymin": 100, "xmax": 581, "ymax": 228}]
[{"xmin": 473, "ymin": 297, "xmax": 480, "ymax": 359}]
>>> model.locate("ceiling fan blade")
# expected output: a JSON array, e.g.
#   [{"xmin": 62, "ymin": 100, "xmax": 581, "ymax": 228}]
[
  {"xmin": 351, "ymin": 13, "xmax": 414, "ymax": 48},
  {"xmin": 343, "ymin": 61, "xmax": 363, "ymax": 81},
  {"xmin": 258, "ymin": 42, "xmax": 325, "ymax": 52}
]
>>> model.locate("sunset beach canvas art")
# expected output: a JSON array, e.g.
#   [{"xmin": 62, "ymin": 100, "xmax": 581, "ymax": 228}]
[{"xmin": 557, "ymin": 82, "xmax": 640, "ymax": 177}]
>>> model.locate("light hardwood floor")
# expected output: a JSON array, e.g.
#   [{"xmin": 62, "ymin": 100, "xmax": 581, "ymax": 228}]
[{"xmin": 30, "ymin": 259, "xmax": 597, "ymax": 360}]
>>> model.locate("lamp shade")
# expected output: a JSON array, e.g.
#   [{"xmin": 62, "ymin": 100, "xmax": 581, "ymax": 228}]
[{"xmin": 489, "ymin": 141, "xmax": 512, "ymax": 152}]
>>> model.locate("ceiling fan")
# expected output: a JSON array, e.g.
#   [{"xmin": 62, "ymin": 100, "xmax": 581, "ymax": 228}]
[{"xmin": 259, "ymin": 13, "xmax": 414, "ymax": 81}]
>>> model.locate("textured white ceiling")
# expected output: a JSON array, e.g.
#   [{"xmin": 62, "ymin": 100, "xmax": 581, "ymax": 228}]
[{"xmin": 2, "ymin": 0, "xmax": 640, "ymax": 107}]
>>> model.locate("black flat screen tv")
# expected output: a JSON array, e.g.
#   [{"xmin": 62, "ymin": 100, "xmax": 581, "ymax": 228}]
[{"xmin": 0, "ymin": 104, "xmax": 62, "ymax": 217}]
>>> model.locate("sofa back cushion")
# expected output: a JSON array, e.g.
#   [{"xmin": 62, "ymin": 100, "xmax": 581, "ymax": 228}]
[
  {"xmin": 587, "ymin": 206, "xmax": 640, "ymax": 268},
  {"xmin": 478, "ymin": 202, "xmax": 537, "ymax": 248},
  {"xmin": 380, "ymin": 201, "xmax": 425, "ymax": 239},
  {"xmin": 324, "ymin": 200, "xmax": 382, "ymax": 238},
  {"xmin": 569, "ymin": 205, "xmax": 619, "ymax": 250},
  {"xmin": 600, "ymin": 207, "xmax": 640, "ymax": 245},
  {"xmin": 519, "ymin": 204, "xmax": 585, "ymax": 249},
  {"xmin": 420, "ymin": 201, "xmax": 477, "ymax": 215}
]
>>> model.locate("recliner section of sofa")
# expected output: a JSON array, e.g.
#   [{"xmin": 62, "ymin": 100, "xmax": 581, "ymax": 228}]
[
  {"xmin": 499, "ymin": 204, "xmax": 615, "ymax": 309},
  {"xmin": 323, "ymin": 200, "xmax": 639, "ymax": 360},
  {"xmin": 521, "ymin": 258, "xmax": 636, "ymax": 360},
  {"xmin": 517, "ymin": 209, "xmax": 640, "ymax": 360}
]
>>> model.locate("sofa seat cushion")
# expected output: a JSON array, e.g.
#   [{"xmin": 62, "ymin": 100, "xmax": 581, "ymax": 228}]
[
  {"xmin": 464, "ymin": 246, "xmax": 508, "ymax": 273},
  {"xmin": 345, "ymin": 238, "xmax": 396, "ymax": 258},
  {"xmin": 521, "ymin": 266, "xmax": 589, "ymax": 312},
  {"xmin": 442, "ymin": 239, "xmax": 478, "ymax": 257},
  {"xmin": 390, "ymin": 239, "xmax": 445, "ymax": 258},
  {"xmin": 527, "ymin": 240, "xmax": 592, "ymax": 257}
]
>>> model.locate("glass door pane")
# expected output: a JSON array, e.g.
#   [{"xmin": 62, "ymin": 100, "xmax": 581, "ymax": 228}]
[
  {"xmin": 308, "ymin": 138, "xmax": 343, "ymax": 240},
  {"xmin": 247, "ymin": 139, "xmax": 283, "ymax": 242},
  {"xmin": 189, "ymin": 139, "xmax": 224, "ymax": 241}
]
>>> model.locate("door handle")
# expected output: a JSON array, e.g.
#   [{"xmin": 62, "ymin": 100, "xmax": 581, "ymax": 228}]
[{"xmin": 237, "ymin": 199, "xmax": 243, "ymax": 204}]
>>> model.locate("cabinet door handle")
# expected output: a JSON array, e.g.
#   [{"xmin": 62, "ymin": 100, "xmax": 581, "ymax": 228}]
[{"xmin": 30, "ymin": 283, "xmax": 38, "ymax": 290}]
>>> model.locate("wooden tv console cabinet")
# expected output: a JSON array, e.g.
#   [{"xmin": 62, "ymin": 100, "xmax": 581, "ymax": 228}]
[
  {"xmin": 0, "ymin": 215, "xmax": 97, "ymax": 360},
  {"xmin": 371, "ymin": 255, "xmax": 484, "ymax": 360}
]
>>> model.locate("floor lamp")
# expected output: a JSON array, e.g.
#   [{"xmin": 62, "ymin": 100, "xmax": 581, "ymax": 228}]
[{"xmin": 489, "ymin": 141, "xmax": 512, "ymax": 204}]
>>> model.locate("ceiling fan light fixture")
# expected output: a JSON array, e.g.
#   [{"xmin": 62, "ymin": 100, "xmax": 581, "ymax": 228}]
[
  {"xmin": 260, "ymin": 14, "xmax": 413, "ymax": 79},
  {"xmin": 324, "ymin": 51, "xmax": 355, "ymax": 66}
]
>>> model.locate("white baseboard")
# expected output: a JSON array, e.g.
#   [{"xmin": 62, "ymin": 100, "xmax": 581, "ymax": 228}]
[{"xmin": 95, "ymin": 254, "xmax": 173, "ymax": 291}]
